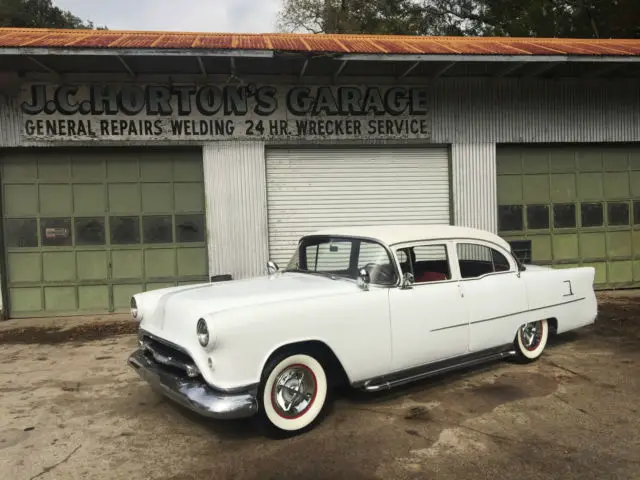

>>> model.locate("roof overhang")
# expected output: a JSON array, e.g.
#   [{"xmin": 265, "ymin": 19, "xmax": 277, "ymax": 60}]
[
  {"xmin": 2, "ymin": 50, "xmax": 637, "ymax": 83},
  {"xmin": 1, "ymin": 28, "xmax": 639, "ymax": 82}
]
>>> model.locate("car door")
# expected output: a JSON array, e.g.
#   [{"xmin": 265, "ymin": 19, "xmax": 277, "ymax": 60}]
[
  {"xmin": 388, "ymin": 241, "xmax": 470, "ymax": 372},
  {"xmin": 454, "ymin": 240, "xmax": 529, "ymax": 352}
]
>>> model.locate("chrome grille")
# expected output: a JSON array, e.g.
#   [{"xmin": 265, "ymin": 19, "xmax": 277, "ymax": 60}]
[{"xmin": 139, "ymin": 332, "xmax": 200, "ymax": 378}]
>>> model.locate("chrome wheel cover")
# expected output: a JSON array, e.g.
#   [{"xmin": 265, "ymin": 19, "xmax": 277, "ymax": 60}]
[
  {"xmin": 271, "ymin": 364, "xmax": 317, "ymax": 419},
  {"xmin": 520, "ymin": 321, "xmax": 543, "ymax": 350}
]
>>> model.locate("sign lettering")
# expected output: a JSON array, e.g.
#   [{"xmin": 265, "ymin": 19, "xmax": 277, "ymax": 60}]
[{"xmin": 19, "ymin": 83, "xmax": 432, "ymax": 141}]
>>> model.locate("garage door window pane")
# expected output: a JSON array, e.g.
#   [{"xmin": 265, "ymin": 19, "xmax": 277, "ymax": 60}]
[
  {"xmin": 5, "ymin": 218, "xmax": 38, "ymax": 247},
  {"xmin": 175, "ymin": 214, "xmax": 205, "ymax": 243},
  {"xmin": 41, "ymin": 218, "xmax": 72, "ymax": 246},
  {"xmin": 553, "ymin": 204, "xmax": 576, "ymax": 228},
  {"xmin": 581, "ymin": 202, "xmax": 603, "ymax": 227},
  {"xmin": 634, "ymin": 201, "xmax": 640, "ymax": 225},
  {"xmin": 75, "ymin": 217, "xmax": 105, "ymax": 245},
  {"xmin": 143, "ymin": 215, "xmax": 173, "ymax": 243},
  {"xmin": 526, "ymin": 205, "xmax": 549, "ymax": 230},
  {"xmin": 608, "ymin": 202, "xmax": 630, "ymax": 226},
  {"xmin": 498, "ymin": 205, "xmax": 523, "ymax": 231},
  {"xmin": 110, "ymin": 216, "xmax": 140, "ymax": 244}
]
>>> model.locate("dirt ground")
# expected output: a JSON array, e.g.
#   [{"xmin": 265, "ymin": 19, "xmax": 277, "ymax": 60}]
[{"xmin": 1, "ymin": 292, "xmax": 639, "ymax": 480}]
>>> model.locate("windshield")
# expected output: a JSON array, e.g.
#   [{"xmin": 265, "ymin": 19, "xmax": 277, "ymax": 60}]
[{"xmin": 284, "ymin": 235, "xmax": 398, "ymax": 286}]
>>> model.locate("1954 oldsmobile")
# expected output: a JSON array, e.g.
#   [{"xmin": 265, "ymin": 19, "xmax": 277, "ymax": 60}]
[{"xmin": 127, "ymin": 225, "xmax": 597, "ymax": 437}]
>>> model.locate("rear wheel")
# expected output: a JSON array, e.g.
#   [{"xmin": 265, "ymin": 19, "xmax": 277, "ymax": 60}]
[
  {"xmin": 514, "ymin": 319, "xmax": 548, "ymax": 362},
  {"xmin": 256, "ymin": 352, "xmax": 329, "ymax": 438}
]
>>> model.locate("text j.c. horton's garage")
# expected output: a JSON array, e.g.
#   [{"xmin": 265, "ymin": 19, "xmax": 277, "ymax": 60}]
[{"xmin": 0, "ymin": 28, "xmax": 638, "ymax": 319}]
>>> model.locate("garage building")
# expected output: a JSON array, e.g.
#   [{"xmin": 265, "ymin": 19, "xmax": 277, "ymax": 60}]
[{"xmin": 0, "ymin": 28, "xmax": 638, "ymax": 318}]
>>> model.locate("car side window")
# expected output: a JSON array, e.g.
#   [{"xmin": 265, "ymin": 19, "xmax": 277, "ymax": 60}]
[
  {"xmin": 492, "ymin": 248, "xmax": 511, "ymax": 272},
  {"xmin": 396, "ymin": 249, "xmax": 411, "ymax": 274},
  {"xmin": 413, "ymin": 245, "xmax": 451, "ymax": 283},
  {"xmin": 396, "ymin": 244, "xmax": 451, "ymax": 283},
  {"xmin": 456, "ymin": 243, "xmax": 512, "ymax": 279},
  {"xmin": 358, "ymin": 241, "xmax": 397, "ymax": 286}
]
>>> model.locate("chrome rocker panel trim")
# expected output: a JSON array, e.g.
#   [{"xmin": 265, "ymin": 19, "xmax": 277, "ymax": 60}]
[{"xmin": 128, "ymin": 349, "xmax": 259, "ymax": 420}]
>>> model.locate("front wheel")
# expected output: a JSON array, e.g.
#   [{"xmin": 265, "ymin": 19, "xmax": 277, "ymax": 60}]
[
  {"xmin": 514, "ymin": 319, "xmax": 549, "ymax": 363},
  {"xmin": 256, "ymin": 352, "xmax": 329, "ymax": 438}
]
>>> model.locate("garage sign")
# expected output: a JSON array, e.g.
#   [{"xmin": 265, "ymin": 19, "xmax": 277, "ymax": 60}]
[{"xmin": 19, "ymin": 83, "xmax": 431, "ymax": 142}]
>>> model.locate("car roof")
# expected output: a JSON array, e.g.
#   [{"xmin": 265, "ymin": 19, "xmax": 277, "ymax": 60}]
[{"xmin": 307, "ymin": 224, "xmax": 512, "ymax": 251}]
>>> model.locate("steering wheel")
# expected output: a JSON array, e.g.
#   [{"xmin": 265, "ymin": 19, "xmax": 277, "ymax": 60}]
[
  {"xmin": 361, "ymin": 263, "xmax": 376, "ymax": 273},
  {"xmin": 360, "ymin": 262, "xmax": 395, "ymax": 284}
]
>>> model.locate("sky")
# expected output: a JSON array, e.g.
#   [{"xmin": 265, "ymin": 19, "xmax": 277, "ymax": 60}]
[{"xmin": 53, "ymin": 0, "xmax": 282, "ymax": 33}]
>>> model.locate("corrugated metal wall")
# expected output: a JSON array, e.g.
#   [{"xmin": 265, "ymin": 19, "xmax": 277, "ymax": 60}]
[
  {"xmin": 429, "ymin": 78, "xmax": 639, "ymax": 144},
  {"xmin": 3, "ymin": 79, "xmax": 640, "ymax": 147},
  {"xmin": 451, "ymin": 143, "xmax": 497, "ymax": 233},
  {"xmin": 202, "ymin": 142, "xmax": 269, "ymax": 280},
  {"xmin": 0, "ymin": 94, "xmax": 20, "ymax": 147}
]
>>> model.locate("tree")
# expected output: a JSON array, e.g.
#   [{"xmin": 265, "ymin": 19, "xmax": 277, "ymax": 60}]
[
  {"xmin": 0, "ymin": 0, "xmax": 106, "ymax": 29},
  {"xmin": 276, "ymin": 0, "xmax": 640, "ymax": 38},
  {"xmin": 432, "ymin": 0, "xmax": 640, "ymax": 38},
  {"xmin": 277, "ymin": 0, "xmax": 428, "ymax": 35}
]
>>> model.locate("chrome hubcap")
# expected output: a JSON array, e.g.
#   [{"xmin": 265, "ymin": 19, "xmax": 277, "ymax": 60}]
[
  {"xmin": 271, "ymin": 365, "xmax": 316, "ymax": 418},
  {"xmin": 520, "ymin": 321, "xmax": 542, "ymax": 350}
]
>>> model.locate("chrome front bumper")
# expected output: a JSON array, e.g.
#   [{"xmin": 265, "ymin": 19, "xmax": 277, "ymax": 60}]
[{"xmin": 127, "ymin": 349, "xmax": 258, "ymax": 420}]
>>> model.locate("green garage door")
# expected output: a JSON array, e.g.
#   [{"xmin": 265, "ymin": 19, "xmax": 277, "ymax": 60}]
[
  {"xmin": 1, "ymin": 148, "xmax": 208, "ymax": 318},
  {"xmin": 497, "ymin": 145, "xmax": 640, "ymax": 290}
]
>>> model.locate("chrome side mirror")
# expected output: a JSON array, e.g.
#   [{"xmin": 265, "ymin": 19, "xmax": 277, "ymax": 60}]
[
  {"xmin": 357, "ymin": 268, "xmax": 370, "ymax": 291},
  {"xmin": 266, "ymin": 260, "xmax": 279, "ymax": 275},
  {"xmin": 401, "ymin": 272, "xmax": 415, "ymax": 289}
]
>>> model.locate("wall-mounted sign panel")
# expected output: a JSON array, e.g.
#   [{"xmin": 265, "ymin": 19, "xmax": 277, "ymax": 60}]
[{"xmin": 19, "ymin": 83, "xmax": 432, "ymax": 142}]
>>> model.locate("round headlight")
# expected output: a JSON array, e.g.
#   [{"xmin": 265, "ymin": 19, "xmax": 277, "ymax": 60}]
[
  {"xmin": 130, "ymin": 297, "xmax": 139, "ymax": 320},
  {"xmin": 197, "ymin": 318, "xmax": 209, "ymax": 347}
]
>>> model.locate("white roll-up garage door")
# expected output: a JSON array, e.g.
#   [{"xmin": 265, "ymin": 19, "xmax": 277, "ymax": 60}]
[{"xmin": 266, "ymin": 146, "xmax": 451, "ymax": 266}]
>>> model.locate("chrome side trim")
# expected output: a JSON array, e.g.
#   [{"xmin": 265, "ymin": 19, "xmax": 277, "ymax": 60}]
[
  {"xmin": 128, "ymin": 349, "xmax": 258, "ymax": 420},
  {"xmin": 361, "ymin": 349, "xmax": 516, "ymax": 392},
  {"xmin": 469, "ymin": 297, "xmax": 586, "ymax": 326}
]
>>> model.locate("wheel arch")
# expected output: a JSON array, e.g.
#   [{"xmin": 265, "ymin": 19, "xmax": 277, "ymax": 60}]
[{"xmin": 261, "ymin": 340, "xmax": 351, "ymax": 388}]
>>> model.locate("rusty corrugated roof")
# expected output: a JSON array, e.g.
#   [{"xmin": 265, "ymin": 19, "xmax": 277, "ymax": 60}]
[{"xmin": 0, "ymin": 27, "xmax": 638, "ymax": 56}]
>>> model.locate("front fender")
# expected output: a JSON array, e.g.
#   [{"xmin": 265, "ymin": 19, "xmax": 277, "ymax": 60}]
[{"xmin": 203, "ymin": 288, "xmax": 392, "ymax": 391}]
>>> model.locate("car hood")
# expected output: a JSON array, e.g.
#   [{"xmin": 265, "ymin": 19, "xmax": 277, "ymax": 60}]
[{"xmin": 139, "ymin": 272, "xmax": 357, "ymax": 337}]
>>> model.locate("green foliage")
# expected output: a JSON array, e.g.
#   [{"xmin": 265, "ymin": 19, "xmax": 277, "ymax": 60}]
[
  {"xmin": 277, "ymin": 0, "xmax": 640, "ymax": 38},
  {"xmin": 0, "ymin": 0, "xmax": 106, "ymax": 29}
]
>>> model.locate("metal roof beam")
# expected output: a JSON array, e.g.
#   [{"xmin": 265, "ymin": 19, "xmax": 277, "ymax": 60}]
[
  {"xmin": 525, "ymin": 61, "xmax": 562, "ymax": 77},
  {"xmin": 197, "ymin": 56, "xmax": 207, "ymax": 78},
  {"xmin": 583, "ymin": 62, "xmax": 625, "ymax": 78},
  {"xmin": 0, "ymin": 47, "xmax": 274, "ymax": 58},
  {"xmin": 117, "ymin": 55, "xmax": 135, "ymax": 78},
  {"xmin": 299, "ymin": 59, "xmax": 309, "ymax": 79},
  {"xmin": 333, "ymin": 60, "xmax": 348, "ymax": 79},
  {"xmin": 27, "ymin": 56, "xmax": 57, "ymax": 75},
  {"xmin": 493, "ymin": 61, "xmax": 526, "ymax": 77},
  {"xmin": 340, "ymin": 53, "xmax": 640, "ymax": 63},
  {"xmin": 398, "ymin": 61, "xmax": 420, "ymax": 79},
  {"xmin": 431, "ymin": 61, "xmax": 456, "ymax": 79}
]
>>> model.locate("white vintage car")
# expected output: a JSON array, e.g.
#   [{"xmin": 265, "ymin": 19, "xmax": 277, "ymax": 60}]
[{"xmin": 127, "ymin": 225, "xmax": 597, "ymax": 437}]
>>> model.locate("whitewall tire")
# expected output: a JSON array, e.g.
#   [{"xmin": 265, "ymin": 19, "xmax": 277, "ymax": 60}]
[
  {"xmin": 257, "ymin": 352, "xmax": 329, "ymax": 436},
  {"xmin": 515, "ymin": 319, "xmax": 549, "ymax": 362}
]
